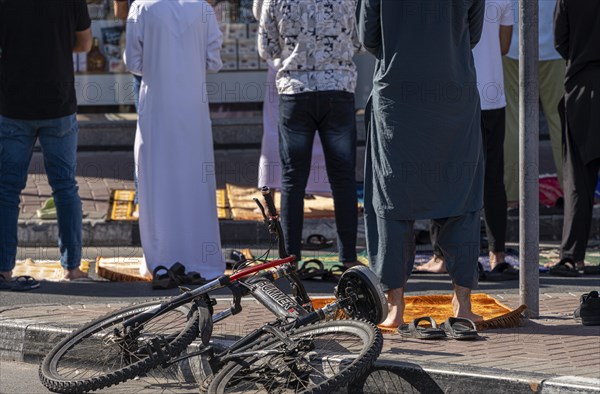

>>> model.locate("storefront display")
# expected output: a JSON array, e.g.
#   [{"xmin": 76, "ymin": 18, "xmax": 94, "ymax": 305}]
[
  {"xmin": 75, "ymin": 0, "xmax": 372, "ymax": 108},
  {"xmin": 77, "ymin": 0, "xmax": 268, "ymax": 106}
]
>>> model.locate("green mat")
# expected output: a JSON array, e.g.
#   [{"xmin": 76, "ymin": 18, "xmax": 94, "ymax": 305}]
[{"xmin": 298, "ymin": 249, "xmax": 600, "ymax": 269}]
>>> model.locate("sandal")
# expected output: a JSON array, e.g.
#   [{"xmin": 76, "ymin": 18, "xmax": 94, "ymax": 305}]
[
  {"xmin": 181, "ymin": 271, "xmax": 209, "ymax": 286},
  {"xmin": 549, "ymin": 258, "xmax": 580, "ymax": 277},
  {"xmin": 398, "ymin": 316, "xmax": 446, "ymax": 340},
  {"xmin": 484, "ymin": 262, "xmax": 519, "ymax": 281},
  {"xmin": 302, "ymin": 234, "xmax": 334, "ymax": 251},
  {"xmin": 297, "ymin": 259, "xmax": 328, "ymax": 280},
  {"xmin": 322, "ymin": 264, "xmax": 347, "ymax": 282},
  {"xmin": 151, "ymin": 265, "xmax": 182, "ymax": 290},
  {"xmin": 225, "ymin": 249, "xmax": 247, "ymax": 269},
  {"xmin": 0, "ymin": 275, "xmax": 40, "ymax": 291},
  {"xmin": 440, "ymin": 317, "xmax": 479, "ymax": 340}
]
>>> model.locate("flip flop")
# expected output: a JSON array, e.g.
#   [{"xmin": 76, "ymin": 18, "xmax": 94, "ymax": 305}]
[
  {"xmin": 322, "ymin": 264, "xmax": 347, "ymax": 282},
  {"xmin": 549, "ymin": 258, "xmax": 581, "ymax": 277},
  {"xmin": 10, "ymin": 275, "xmax": 40, "ymax": 291},
  {"xmin": 441, "ymin": 317, "xmax": 479, "ymax": 340},
  {"xmin": 398, "ymin": 316, "xmax": 446, "ymax": 340},
  {"xmin": 151, "ymin": 265, "xmax": 182, "ymax": 290},
  {"xmin": 484, "ymin": 262, "xmax": 519, "ymax": 281},
  {"xmin": 225, "ymin": 249, "xmax": 247, "ymax": 269},
  {"xmin": 302, "ymin": 234, "xmax": 334, "ymax": 250},
  {"xmin": 296, "ymin": 259, "xmax": 329, "ymax": 280}
]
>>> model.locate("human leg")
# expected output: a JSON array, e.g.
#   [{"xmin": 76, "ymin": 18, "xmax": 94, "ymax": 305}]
[
  {"xmin": 539, "ymin": 60, "xmax": 566, "ymax": 186},
  {"xmin": 364, "ymin": 200, "xmax": 415, "ymax": 327},
  {"xmin": 502, "ymin": 57, "xmax": 520, "ymax": 204},
  {"xmin": 560, "ymin": 134, "xmax": 600, "ymax": 266},
  {"xmin": 481, "ymin": 108, "xmax": 507, "ymax": 267},
  {"xmin": 433, "ymin": 211, "xmax": 482, "ymax": 322},
  {"xmin": 279, "ymin": 93, "xmax": 318, "ymax": 261},
  {"xmin": 38, "ymin": 114, "xmax": 85, "ymax": 278},
  {"xmin": 415, "ymin": 221, "xmax": 447, "ymax": 273},
  {"xmin": 0, "ymin": 117, "xmax": 37, "ymax": 279},
  {"xmin": 317, "ymin": 91, "xmax": 357, "ymax": 263}
]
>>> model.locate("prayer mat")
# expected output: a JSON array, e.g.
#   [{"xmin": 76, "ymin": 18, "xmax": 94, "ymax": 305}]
[
  {"xmin": 226, "ymin": 184, "xmax": 339, "ymax": 221},
  {"xmin": 311, "ymin": 293, "xmax": 524, "ymax": 331},
  {"xmin": 13, "ymin": 259, "xmax": 90, "ymax": 282},
  {"xmin": 95, "ymin": 257, "xmax": 151, "ymax": 282},
  {"xmin": 107, "ymin": 189, "xmax": 231, "ymax": 221}
]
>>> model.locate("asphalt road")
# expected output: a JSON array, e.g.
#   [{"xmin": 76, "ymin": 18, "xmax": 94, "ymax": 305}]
[{"xmin": 0, "ymin": 361, "xmax": 199, "ymax": 394}]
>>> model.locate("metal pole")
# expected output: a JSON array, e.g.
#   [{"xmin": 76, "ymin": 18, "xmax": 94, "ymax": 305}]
[{"xmin": 519, "ymin": 0, "xmax": 539, "ymax": 318}]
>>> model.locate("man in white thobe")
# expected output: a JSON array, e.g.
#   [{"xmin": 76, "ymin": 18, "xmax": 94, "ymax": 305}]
[{"xmin": 125, "ymin": 0, "xmax": 225, "ymax": 280}]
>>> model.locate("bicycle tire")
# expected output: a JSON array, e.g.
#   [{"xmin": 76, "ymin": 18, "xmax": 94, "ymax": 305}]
[
  {"xmin": 335, "ymin": 266, "xmax": 388, "ymax": 325},
  {"xmin": 207, "ymin": 319, "xmax": 383, "ymax": 394},
  {"xmin": 39, "ymin": 299, "xmax": 200, "ymax": 393}
]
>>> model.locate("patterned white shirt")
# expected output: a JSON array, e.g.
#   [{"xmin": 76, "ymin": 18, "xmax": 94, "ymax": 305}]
[{"xmin": 258, "ymin": 0, "xmax": 361, "ymax": 95}]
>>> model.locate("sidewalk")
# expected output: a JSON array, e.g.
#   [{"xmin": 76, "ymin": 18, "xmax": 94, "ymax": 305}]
[{"xmin": 1, "ymin": 292, "xmax": 598, "ymax": 393}]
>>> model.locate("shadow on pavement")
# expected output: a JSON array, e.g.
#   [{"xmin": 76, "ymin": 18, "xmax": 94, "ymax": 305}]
[{"xmin": 348, "ymin": 364, "xmax": 444, "ymax": 394}]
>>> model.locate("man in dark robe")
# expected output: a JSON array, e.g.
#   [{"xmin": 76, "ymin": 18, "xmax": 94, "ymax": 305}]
[
  {"xmin": 357, "ymin": 0, "xmax": 485, "ymax": 327},
  {"xmin": 552, "ymin": 0, "xmax": 600, "ymax": 272}
]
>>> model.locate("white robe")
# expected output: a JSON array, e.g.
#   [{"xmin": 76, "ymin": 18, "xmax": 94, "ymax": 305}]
[
  {"xmin": 258, "ymin": 66, "xmax": 332, "ymax": 194},
  {"xmin": 125, "ymin": 0, "xmax": 225, "ymax": 279}
]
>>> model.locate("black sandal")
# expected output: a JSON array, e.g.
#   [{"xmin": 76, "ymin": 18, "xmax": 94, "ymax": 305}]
[
  {"xmin": 302, "ymin": 234, "xmax": 334, "ymax": 250},
  {"xmin": 398, "ymin": 316, "xmax": 446, "ymax": 340},
  {"xmin": 549, "ymin": 258, "xmax": 581, "ymax": 277},
  {"xmin": 151, "ymin": 265, "xmax": 182, "ymax": 290},
  {"xmin": 297, "ymin": 259, "xmax": 328, "ymax": 280}
]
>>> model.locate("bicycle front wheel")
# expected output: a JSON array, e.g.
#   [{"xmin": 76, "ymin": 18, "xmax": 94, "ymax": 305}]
[
  {"xmin": 39, "ymin": 300, "xmax": 199, "ymax": 393},
  {"xmin": 207, "ymin": 319, "xmax": 382, "ymax": 394}
]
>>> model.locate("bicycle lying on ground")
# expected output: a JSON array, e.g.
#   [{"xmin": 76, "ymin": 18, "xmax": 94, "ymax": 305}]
[{"xmin": 39, "ymin": 187, "xmax": 387, "ymax": 393}]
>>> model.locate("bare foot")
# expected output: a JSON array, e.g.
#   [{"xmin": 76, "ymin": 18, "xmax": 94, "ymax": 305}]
[
  {"xmin": 379, "ymin": 288, "xmax": 405, "ymax": 328},
  {"xmin": 452, "ymin": 284, "xmax": 483, "ymax": 323},
  {"xmin": 414, "ymin": 255, "xmax": 447, "ymax": 273},
  {"xmin": 489, "ymin": 251, "xmax": 505, "ymax": 270},
  {"xmin": 62, "ymin": 267, "xmax": 88, "ymax": 281},
  {"xmin": 543, "ymin": 260, "xmax": 585, "ymax": 269},
  {"xmin": 0, "ymin": 271, "xmax": 12, "ymax": 281}
]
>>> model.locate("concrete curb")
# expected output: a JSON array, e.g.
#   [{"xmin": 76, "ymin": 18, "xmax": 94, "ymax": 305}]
[
  {"xmin": 16, "ymin": 214, "xmax": 600, "ymax": 247},
  {"xmin": 1, "ymin": 310, "xmax": 598, "ymax": 394},
  {"xmin": 16, "ymin": 217, "xmax": 353, "ymax": 247},
  {"xmin": 76, "ymin": 115, "xmax": 367, "ymax": 148},
  {"xmin": 358, "ymin": 360, "xmax": 600, "ymax": 393}
]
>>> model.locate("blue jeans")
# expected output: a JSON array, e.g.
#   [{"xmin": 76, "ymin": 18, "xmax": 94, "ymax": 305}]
[
  {"xmin": 0, "ymin": 114, "xmax": 82, "ymax": 271},
  {"xmin": 278, "ymin": 91, "xmax": 357, "ymax": 262}
]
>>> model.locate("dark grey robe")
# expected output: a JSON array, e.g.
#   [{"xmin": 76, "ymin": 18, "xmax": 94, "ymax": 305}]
[{"xmin": 358, "ymin": 0, "xmax": 485, "ymax": 220}]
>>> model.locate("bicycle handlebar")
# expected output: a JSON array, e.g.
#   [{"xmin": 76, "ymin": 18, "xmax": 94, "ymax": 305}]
[{"xmin": 261, "ymin": 186, "xmax": 278, "ymax": 218}]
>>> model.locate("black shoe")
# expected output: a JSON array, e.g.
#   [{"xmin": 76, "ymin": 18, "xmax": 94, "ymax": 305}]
[{"xmin": 574, "ymin": 291, "xmax": 600, "ymax": 326}]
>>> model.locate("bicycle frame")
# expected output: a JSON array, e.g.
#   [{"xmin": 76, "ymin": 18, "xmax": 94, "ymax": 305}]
[{"xmin": 123, "ymin": 187, "xmax": 325, "ymax": 333}]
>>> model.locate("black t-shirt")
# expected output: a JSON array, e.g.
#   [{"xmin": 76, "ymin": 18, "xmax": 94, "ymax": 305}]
[{"xmin": 0, "ymin": 0, "xmax": 91, "ymax": 119}]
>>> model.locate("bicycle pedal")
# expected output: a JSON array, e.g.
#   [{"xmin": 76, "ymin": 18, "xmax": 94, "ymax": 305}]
[{"xmin": 179, "ymin": 286, "xmax": 192, "ymax": 293}]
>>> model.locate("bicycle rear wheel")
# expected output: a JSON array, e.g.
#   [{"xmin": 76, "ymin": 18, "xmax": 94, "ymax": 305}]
[
  {"xmin": 207, "ymin": 319, "xmax": 382, "ymax": 394},
  {"xmin": 39, "ymin": 300, "xmax": 200, "ymax": 393}
]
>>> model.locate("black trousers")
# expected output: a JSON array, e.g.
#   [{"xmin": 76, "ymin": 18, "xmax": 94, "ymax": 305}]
[
  {"xmin": 433, "ymin": 108, "xmax": 507, "ymax": 255},
  {"xmin": 560, "ymin": 132, "xmax": 600, "ymax": 262}
]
